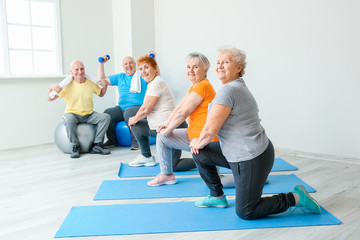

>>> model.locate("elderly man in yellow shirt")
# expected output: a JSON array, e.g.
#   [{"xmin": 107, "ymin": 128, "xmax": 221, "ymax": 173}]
[{"xmin": 48, "ymin": 60, "xmax": 111, "ymax": 158}]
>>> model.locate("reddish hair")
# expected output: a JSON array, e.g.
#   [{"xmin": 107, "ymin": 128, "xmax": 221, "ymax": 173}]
[{"xmin": 137, "ymin": 55, "xmax": 158, "ymax": 69}]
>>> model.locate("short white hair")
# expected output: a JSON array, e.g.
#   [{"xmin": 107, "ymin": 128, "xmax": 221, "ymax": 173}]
[
  {"xmin": 186, "ymin": 52, "xmax": 210, "ymax": 77},
  {"xmin": 218, "ymin": 46, "xmax": 246, "ymax": 77}
]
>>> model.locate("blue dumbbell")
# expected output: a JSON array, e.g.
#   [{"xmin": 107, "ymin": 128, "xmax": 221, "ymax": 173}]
[
  {"xmin": 149, "ymin": 51, "xmax": 155, "ymax": 59},
  {"xmin": 98, "ymin": 55, "xmax": 110, "ymax": 63}
]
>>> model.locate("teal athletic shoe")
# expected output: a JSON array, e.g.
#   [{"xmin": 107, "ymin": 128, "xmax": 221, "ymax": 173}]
[
  {"xmin": 293, "ymin": 185, "xmax": 321, "ymax": 214},
  {"xmin": 195, "ymin": 195, "xmax": 228, "ymax": 208}
]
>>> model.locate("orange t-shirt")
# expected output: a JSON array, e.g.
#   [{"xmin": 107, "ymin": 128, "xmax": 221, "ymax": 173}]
[{"xmin": 187, "ymin": 79, "xmax": 219, "ymax": 142}]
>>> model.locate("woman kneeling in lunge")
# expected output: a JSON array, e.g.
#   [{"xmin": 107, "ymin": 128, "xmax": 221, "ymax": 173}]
[{"xmin": 189, "ymin": 46, "xmax": 321, "ymax": 219}]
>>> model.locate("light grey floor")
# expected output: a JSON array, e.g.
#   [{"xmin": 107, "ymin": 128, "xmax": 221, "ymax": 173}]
[{"xmin": 0, "ymin": 143, "xmax": 359, "ymax": 240}]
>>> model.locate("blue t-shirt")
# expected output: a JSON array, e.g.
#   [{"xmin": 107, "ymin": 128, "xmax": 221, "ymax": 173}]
[{"xmin": 108, "ymin": 73, "xmax": 147, "ymax": 109}]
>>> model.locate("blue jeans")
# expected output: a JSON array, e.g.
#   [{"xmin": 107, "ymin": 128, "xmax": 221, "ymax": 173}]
[
  {"xmin": 192, "ymin": 140, "xmax": 295, "ymax": 220},
  {"xmin": 104, "ymin": 105, "xmax": 141, "ymax": 147}
]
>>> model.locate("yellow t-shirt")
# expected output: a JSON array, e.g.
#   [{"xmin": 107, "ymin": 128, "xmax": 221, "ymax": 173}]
[
  {"xmin": 58, "ymin": 79, "xmax": 101, "ymax": 116},
  {"xmin": 187, "ymin": 79, "xmax": 219, "ymax": 142}
]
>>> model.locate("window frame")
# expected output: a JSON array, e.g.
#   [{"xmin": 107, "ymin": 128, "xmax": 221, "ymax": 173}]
[{"xmin": 0, "ymin": 0, "xmax": 63, "ymax": 78}]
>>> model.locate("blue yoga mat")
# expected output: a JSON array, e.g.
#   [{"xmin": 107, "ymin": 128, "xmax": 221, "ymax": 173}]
[
  {"xmin": 55, "ymin": 200, "xmax": 341, "ymax": 238},
  {"xmin": 118, "ymin": 157, "xmax": 298, "ymax": 178},
  {"xmin": 94, "ymin": 174, "xmax": 315, "ymax": 200}
]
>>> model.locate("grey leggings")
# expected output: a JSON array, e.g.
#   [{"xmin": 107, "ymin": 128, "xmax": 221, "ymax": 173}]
[
  {"xmin": 132, "ymin": 121, "xmax": 195, "ymax": 171},
  {"xmin": 62, "ymin": 112, "xmax": 110, "ymax": 145},
  {"xmin": 156, "ymin": 128, "xmax": 199, "ymax": 174}
]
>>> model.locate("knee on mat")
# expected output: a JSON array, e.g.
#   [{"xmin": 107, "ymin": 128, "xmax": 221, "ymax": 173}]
[{"xmin": 236, "ymin": 208, "xmax": 256, "ymax": 220}]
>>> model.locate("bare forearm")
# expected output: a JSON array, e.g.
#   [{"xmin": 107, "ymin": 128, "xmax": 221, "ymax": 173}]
[
  {"xmin": 166, "ymin": 110, "xmax": 188, "ymax": 132},
  {"xmin": 47, "ymin": 84, "xmax": 59, "ymax": 101},
  {"xmin": 99, "ymin": 85, "xmax": 108, "ymax": 97},
  {"xmin": 98, "ymin": 63, "xmax": 106, "ymax": 80},
  {"xmin": 196, "ymin": 126, "xmax": 217, "ymax": 149},
  {"xmin": 134, "ymin": 106, "xmax": 151, "ymax": 122},
  {"xmin": 165, "ymin": 106, "xmax": 180, "ymax": 126}
]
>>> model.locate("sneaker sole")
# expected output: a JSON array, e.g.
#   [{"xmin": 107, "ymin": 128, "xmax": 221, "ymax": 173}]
[
  {"xmin": 297, "ymin": 185, "xmax": 321, "ymax": 213},
  {"xmin": 128, "ymin": 163, "xmax": 144, "ymax": 167},
  {"xmin": 147, "ymin": 180, "xmax": 177, "ymax": 187},
  {"xmin": 144, "ymin": 162, "xmax": 156, "ymax": 167},
  {"xmin": 129, "ymin": 162, "xmax": 156, "ymax": 167},
  {"xmin": 195, "ymin": 204, "xmax": 228, "ymax": 208}
]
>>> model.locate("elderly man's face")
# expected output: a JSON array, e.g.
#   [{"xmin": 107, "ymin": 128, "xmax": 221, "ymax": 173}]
[
  {"xmin": 70, "ymin": 61, "xmax": 85, "ymax": 81},
  {"xmin": 123, "ymin": 57, "xmax": 136, "ymax": 75}
]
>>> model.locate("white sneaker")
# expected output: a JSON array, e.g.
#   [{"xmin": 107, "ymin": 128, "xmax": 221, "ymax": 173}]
[{"xmin": 129, "ymin": 155, "xmax": 156, "ymax": 167}]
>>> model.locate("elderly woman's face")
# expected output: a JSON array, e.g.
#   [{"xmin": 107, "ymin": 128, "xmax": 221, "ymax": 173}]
[
  {"xmin": 139, "ymin": 63, "xmax": 157, "ymax": 83},
  {"xmin": 216, "ymin": 52, "xmax": 242, "ymax": 83},
  {"xmin": 186, "ymin": 59, "xmax": 207, "ymax": 83}
]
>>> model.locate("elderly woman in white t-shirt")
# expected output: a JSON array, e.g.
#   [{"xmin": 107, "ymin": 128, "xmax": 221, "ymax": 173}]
[{"xmin": 128, "ymin": 55, "xmax": 189, "ymax": 167}]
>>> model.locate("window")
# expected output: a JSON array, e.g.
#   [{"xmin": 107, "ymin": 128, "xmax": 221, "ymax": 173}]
[{"xmin": 0, "ymin": 0, "xmax": 62, "ymax": 77}]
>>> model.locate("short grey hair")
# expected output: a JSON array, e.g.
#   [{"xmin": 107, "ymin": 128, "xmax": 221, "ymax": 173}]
[
  {"xmin": 186, "ymin": 52, "xmax": 210, "ymax": 76},
  {"xmin": 218, "ymin": 46, "xmax": 246, "ymax": 77}
]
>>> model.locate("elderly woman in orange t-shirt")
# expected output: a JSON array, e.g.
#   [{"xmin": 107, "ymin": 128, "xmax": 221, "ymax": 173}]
[{"xmin": 147, "ymin": 52, "xmax": 218, "ymax": 187}]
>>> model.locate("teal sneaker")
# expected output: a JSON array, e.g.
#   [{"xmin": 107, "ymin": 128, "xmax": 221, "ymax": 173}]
[
  {"xmin": 293, "ymin": 185, "xmax": 321, "ymax": 214},
  {"xmin": 195, "ymin": 195, "xmax": 228, "ymax": 208}
]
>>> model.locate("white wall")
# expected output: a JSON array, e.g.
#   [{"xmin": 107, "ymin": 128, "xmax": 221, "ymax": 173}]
[
  {"xmin": 111, "ymin": 0, "xmax": 155, "ymax": 65},
  {"xmin": 154, "ymin": 0, "xmax": 360, "ymax": 159},
  {"xmin": 0, "ymin": 0, "xmax": 115, "ymax": 149},
  {"xmin": 2, "ymin": 0, "xmax": 359, "ymax": 160}
]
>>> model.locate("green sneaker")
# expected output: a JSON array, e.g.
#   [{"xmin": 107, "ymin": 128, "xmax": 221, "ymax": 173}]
[
  {"xmin": 195, "ymin": 195, "xmax": 228, "ymax": 208},
  {"xmin": 293, "ymin": 185, "xmax": 321, "ymax": 214}
]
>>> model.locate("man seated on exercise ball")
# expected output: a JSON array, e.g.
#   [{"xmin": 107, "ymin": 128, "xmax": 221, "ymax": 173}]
[
  {"xmin": 47, "ymin": 60, "xmax": 111, "ymax": 158},
  {"xmin": 97, "ymin": 55, "xmax": 148, "ymax": 150}
]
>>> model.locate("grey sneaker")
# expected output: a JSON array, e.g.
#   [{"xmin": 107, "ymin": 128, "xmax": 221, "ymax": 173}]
[
  {"xmin": 91, "ymin": 143, "xmax": 110, "ymax": 155},
  {"xmin": 71, "ymin": 144, "xmax": 80, "ymax": 158}
]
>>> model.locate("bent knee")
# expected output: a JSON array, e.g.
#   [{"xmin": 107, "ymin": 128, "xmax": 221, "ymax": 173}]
[
  {"xmin": 63, "ymin": 114, "xmax": 77, "ymax": 124},
  {"xmin": 156, "ymin": 132, "xmax": 167, "ymax": 144},
  {"xmin": 236, "ymin": 208, "xmax": 257, "ymax": 220},
  {"xmin": 104, "ymin": 113, "xmax": 111, "ymax": 122},
  {"xmin": 103, "ymin": 108, "xmax": 118, "ymax": 119}
]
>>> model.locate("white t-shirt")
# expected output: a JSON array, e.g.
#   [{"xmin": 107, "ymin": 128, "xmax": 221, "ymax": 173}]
[{"xmin": 146, "ymin": 76, "xmax": 175, "ymax": 129}]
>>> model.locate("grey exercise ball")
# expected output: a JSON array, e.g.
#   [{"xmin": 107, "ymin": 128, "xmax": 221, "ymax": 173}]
[{"xmin": 54, "ymin": 122, "xmax": 97, "ymax": 154}]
